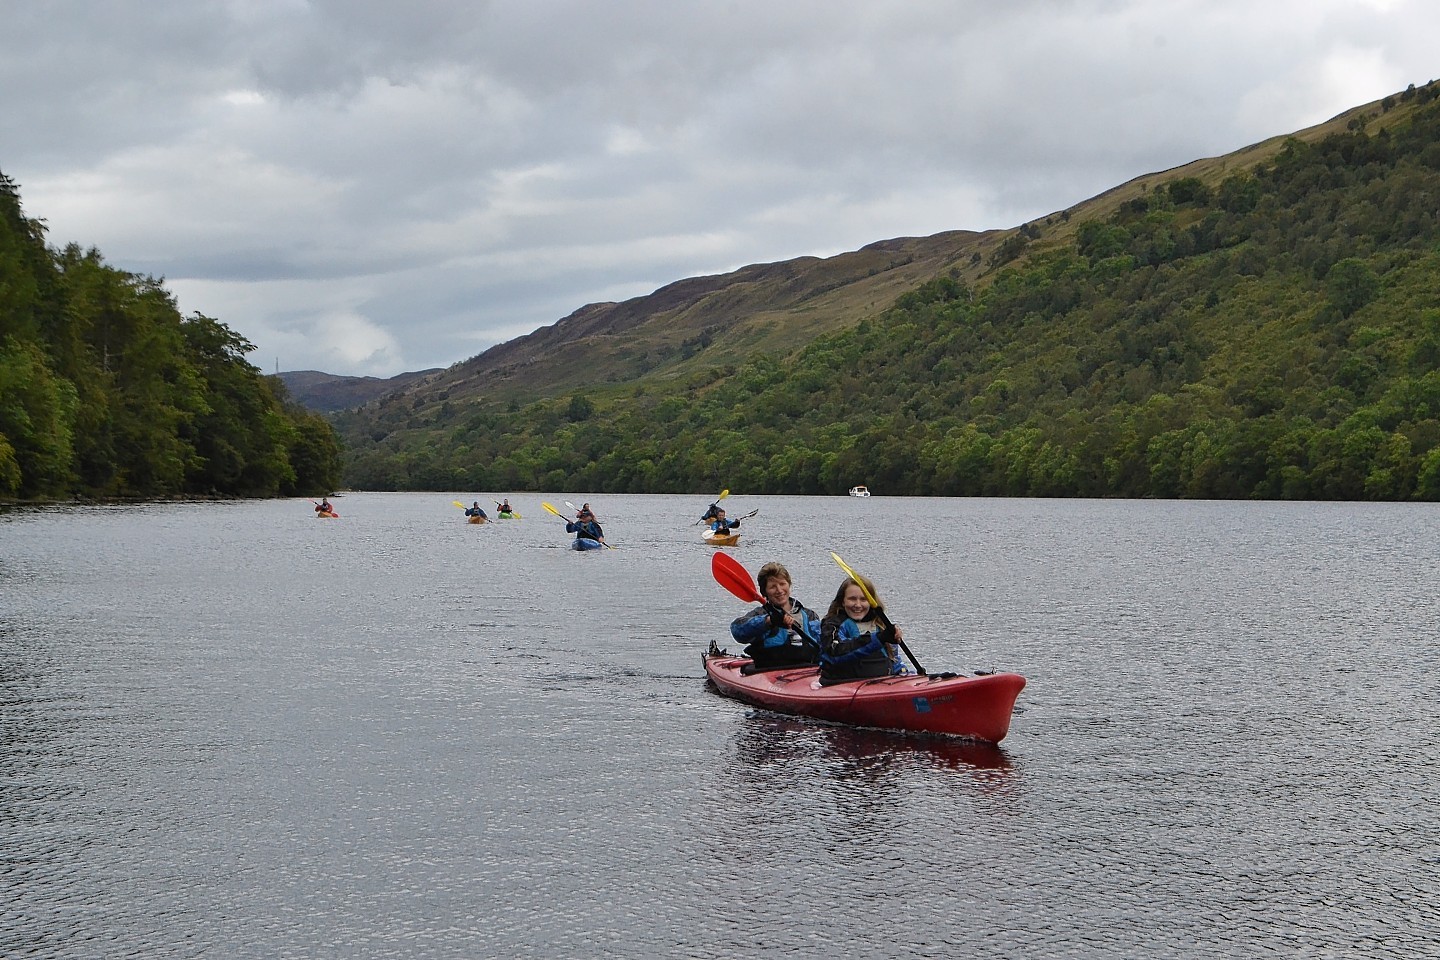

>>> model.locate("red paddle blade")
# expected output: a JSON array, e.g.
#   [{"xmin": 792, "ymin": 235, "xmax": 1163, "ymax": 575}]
[{"xmin": 711, "ymin": 552, "xmax": 761, "ymax": 603}]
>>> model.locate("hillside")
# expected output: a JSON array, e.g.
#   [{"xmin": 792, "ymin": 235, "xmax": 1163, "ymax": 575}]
[
  {"xmin": 336, "ymin": 81, "xmax": 1440, "ymax": 500},
  {"xmin": 417, "ymin": 229, "xmax": 1004, "ymax": 405},
  {"xmin": 350, "ymin": 89, "xmax": 1401, "ymax": 413},
  {"xmin": 277, "ymin": 368, "xmax": 442, "ymax": 412}
]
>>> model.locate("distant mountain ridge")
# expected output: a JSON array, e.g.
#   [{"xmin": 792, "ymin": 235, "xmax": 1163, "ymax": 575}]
[
  {"xmin": 276, "ymin": 369, "xmax": 441, "ymax": 412},
  {"xmin": 327, "ymin": 80, "xmax": 1440, "ymax": 501},
  {"xmin": 319, "ymin": 91, "xmax": 1398, "ymax": 415},
  {"xmin": 428, "ymin": 229, "xmax": 1003, "ymax": 405}
]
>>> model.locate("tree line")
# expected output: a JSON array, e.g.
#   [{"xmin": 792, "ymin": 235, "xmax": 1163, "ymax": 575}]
[{"xmin": 0, "ymin": 172, "xmax": 341, "ymax": 501}]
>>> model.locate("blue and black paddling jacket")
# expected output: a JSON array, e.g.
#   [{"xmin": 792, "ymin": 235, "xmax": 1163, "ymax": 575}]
[
  {"xmin": 730, "ymin": 599, "xmax": 821, "ymax": 661},
  {"xmin": 819, "ymin": 616, "xmax": 897, "ymax": 684},
  {"xmin": 566, "ymin": 519, "xmax": 604, "ymax": 540}
]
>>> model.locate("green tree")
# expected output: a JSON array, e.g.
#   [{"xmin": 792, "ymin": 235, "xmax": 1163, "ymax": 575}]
[{"xmin": 1326, "ymin": 258, "xmax": 1381, "ymax": 318}]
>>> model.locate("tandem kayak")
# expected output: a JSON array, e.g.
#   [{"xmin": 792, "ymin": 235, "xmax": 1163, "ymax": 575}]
[
  {"xmin": 702, "ymin": 530, "xmax": 740, "ymax": 547},
  {"xmin": 572, "ymin": 537, "xmax": 604, "ymax": 551},
  {"xmin": 702, "ymin": 642, "xmax": 1025, "ymax": 743}
]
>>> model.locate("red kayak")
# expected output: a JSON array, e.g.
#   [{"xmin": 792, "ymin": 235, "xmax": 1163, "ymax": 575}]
[{"xmin": 702, "ymin": 643, "xmax": 1025, "ymax": 743}]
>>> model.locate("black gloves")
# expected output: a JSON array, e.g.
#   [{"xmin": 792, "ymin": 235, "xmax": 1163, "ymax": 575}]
[
  {"xmin": 878, "ymin": 624, "xmax": 897, "ymax": 646},
  {"xmin": 766, "ymin": 605, "xmax": 789, "ymax": 631}
]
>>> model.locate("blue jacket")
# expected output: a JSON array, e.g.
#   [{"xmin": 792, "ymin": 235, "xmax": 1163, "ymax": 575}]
[
  {"xmin": 709, "ymin": 518, "xmax": 740, "ymax": 533},
  {"xmin": 731, "ymin": 598, "xmax": 820, "ymax": 653},
  {"xmin": 819, "ymin": 616, "xmax": 899, "ymax": 682},
  {"xmin": 566, "ymin": 519, "xmax": 604, "ymax": 540}
]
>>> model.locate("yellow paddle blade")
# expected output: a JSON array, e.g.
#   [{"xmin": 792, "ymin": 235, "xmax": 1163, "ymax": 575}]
[
  {"xmin": 830, "ymin": 552, "xmax": 880, "ymax": 608},
  {"xmin": 541, "ymin": 501, "xmax": 564, "ymax": 518}
]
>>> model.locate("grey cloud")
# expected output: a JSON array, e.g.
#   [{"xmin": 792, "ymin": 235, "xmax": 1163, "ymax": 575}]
[{"xmin": 4, "ymin": 1, "xmax": 1438, "ymax": 376}]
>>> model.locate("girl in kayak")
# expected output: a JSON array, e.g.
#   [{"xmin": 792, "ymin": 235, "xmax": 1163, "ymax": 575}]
[
  {"xmin": 729, "ymin": 561, "xmax": 820, "ymax": 672},
  {"xmin": 818, "ymin": 575, "xmax": 907, "ymax": 685}
]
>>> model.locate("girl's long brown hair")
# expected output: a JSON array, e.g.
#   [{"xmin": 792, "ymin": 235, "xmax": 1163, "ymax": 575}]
[{"xmin": 825, "ymin": 574, "xmax": 883, "ymax": 621}]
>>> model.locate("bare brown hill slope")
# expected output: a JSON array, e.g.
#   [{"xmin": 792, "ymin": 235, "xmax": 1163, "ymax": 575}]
[
  {"xmin": 353, "ymin": 91, "xmax": 1397, "ymax": 411},
  {"xmin": 433, "ymin": 228, "xmax": 1002, "ymax": 404}
]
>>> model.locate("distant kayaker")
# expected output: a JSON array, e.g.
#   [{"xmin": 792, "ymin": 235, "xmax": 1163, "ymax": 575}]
[
  {"xmin": 566, "ymin": 515, "xmax": 605, "ymax": 545},
  {"xmin": 315, "ymin": 497, "xmax": 333, "ymax": 514},
  {"xmin": 700, "ymin": 501, "xmax": 723, "ymax": 524},
  {"xmin": 708, "ymin": 509, "xmax": 741, "ymax": 535},
  {"xmin": 818, "ymin": 575, "xmax": 907, "ymax": 685},
  {"xmin": 498, "ymin": 499, "xmax": 512, "ymax": 514},
  {"xmin": 576, "ymin": 502, "xmax": 596, "ymax": 521},
  {"xmin": 729, "ymin": 561, "xmax": 820, "ymax": 673},
  {"xmin": 465, "ymin": 501, "xmax": 488, "ymax": 520}
]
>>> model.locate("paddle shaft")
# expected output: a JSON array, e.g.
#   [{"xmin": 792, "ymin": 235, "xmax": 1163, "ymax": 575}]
[
  {"xmin": 830, "ymin": 551, "xmax": 926, "ymax": 676},
  {"xmin": 544, "ymin": 501, "xmax": 613, "ymax": 548},
  {"xmin": 871, "ymin": 608, "xmax": 925, "ymax": 676}
]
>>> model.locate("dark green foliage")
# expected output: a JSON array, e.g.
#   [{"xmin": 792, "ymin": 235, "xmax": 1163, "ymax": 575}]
[
  {"xmin": 0, "ymin": 174, "xmax": 341, "ymax": 500},
  {"xmin": 338, "ymin": 90, "xmax": 1440, "ymax": 501}
]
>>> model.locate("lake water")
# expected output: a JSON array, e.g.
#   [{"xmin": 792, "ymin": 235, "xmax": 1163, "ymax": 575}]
[{"xmin": 2, "ymin": 493, "xmax": 1437, "ymax": 959}]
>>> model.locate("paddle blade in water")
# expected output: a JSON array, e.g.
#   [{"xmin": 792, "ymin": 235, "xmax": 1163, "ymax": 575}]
[{"xmin": 712, "ymin": 552, "xmax": 762, "ymax": 603}]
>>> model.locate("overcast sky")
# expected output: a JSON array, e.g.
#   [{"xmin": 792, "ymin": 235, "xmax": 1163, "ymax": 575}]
[{"xmin": 3, "ymin": 1, "xmax": 1436, "ymax": 378}]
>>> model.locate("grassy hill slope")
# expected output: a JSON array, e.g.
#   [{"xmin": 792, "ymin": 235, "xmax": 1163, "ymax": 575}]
[{"xmin": 336, "ymin": 82, "xmax": 1440, "ymax": 500}]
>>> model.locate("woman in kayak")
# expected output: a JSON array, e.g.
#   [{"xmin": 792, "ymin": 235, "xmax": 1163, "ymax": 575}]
[
  {"xmin": 566, "ymin": 515, "xmax": 605, "ymax": 545},
  {"xmin": 729, "ymin": 561, "xmax": 820, "ymax": 673},
  {"xmin": 818, "ymin": 575, "xmax": 907, "ymax": 685}
]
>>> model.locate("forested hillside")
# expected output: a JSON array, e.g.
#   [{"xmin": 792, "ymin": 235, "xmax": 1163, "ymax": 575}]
[
  {"xmin": 0, "ymin": 174, "xmax": 341, "ymax": 501},
  {"xmin": 337, "ymin": 82, "xmax": 1440, "ymax": 500}
]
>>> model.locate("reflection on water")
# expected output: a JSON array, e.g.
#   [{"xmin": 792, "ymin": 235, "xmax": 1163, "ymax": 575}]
[
  {"xmin": 3, "ymin": 494, "xmax": 1437, "ymax": 959},
  {"xmin": 731, "ymin": 712, "xmax": 1015, "ymax": 772}
]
